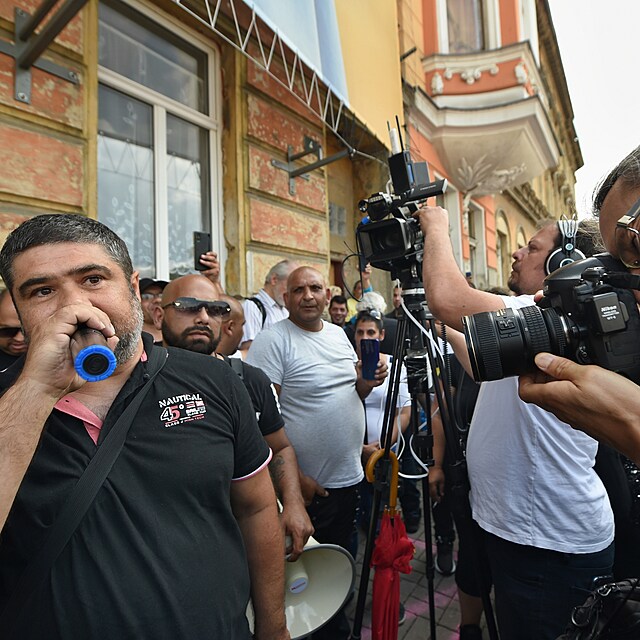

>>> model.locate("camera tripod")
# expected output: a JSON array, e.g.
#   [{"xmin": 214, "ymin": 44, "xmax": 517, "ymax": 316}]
[{"xmin": 349, "ymin": 264, "xmax": 499, "ymax": 640}]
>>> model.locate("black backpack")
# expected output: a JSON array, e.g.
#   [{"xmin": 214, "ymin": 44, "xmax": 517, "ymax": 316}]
[{"xmin": 248, "ymin": 296, "xmax": 267, "ymax": 328}]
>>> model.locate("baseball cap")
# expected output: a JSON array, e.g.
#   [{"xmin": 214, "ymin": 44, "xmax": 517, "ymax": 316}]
[{"xmin": 139, "ymin": 278, "xmax": 168, "ymax": 293}]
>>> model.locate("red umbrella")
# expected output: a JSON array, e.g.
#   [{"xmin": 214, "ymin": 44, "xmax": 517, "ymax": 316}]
[{"xmin": 366, "ymin": 450, "xmax": 415, "ymax": 640}]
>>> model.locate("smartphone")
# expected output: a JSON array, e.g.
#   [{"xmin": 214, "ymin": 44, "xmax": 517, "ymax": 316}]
[
  {"xmin": 193, "ymin": 231, "xmax": 212, "ymax": 271},
  {"xmin": 358, "ymin": 254, "xmax": 368, "ymax": 273},
  {"xmin": 360, "ymin": 338, "xmax": 380, "ymax": 381}
]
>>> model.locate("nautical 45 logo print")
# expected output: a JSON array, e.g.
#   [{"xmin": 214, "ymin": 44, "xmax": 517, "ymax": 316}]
[{"xmin": 158, "ymin": 393, "xmax": 207, "ymax": 428}]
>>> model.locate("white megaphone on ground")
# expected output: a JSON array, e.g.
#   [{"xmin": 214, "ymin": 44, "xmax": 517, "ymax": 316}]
[{"xmin": 247, "ymin": 535, "xmax": 356, "ymax": 639}]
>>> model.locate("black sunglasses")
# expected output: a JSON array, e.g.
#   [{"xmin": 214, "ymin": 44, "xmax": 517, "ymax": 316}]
[
  {"xmin": 161, "ymin": 297, "xmax": 230, "ymax": 317},
  {"xmin": 0, "ymin": 326, "xmax": 22, "ymax": 339}
]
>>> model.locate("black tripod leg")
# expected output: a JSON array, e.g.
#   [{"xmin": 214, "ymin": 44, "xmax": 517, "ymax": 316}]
[{"xmin": 420, "ymin": 474, "xmax": 438, "ymax": 639}]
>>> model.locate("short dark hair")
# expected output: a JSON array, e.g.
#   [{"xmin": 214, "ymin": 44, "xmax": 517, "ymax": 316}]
[
  {"xmin": 593, "ymin": 145, "xmax": 640, "ymax": 214},
  {"xmin": 355, "ymin": 309, "xmax": 383, "ymax": 332},
  {"xmin": 330, "ymin": 295, "xmax": 347, "ymax": 307},
  {"xmin": 0, "ymin": 214, "xmax": 134, "ymax": 292}
]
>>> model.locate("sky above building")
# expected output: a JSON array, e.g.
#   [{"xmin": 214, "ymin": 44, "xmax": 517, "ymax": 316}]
[{"xmin": 549, "ymin": 1, "xmax": 640, "ymax": 218}]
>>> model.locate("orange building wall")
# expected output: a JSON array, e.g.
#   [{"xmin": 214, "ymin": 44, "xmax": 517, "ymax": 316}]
[
  {"xmin": 421, "ymin": 0, "xmax": 439, "ymax": 56},
  {"xmin": 499, "ymin": 0, "xmax": 521, "ymax": 45}
]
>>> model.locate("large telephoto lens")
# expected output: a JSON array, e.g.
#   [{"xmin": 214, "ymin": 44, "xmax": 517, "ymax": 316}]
[{"xmin": 462, "ymin": 305, "xmax": 570, "ymax": 382}]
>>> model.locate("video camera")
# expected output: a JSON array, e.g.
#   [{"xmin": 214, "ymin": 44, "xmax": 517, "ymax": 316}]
[
  {"xmin": 356, "ymin": 123, "xmax": 447, "ymax": 275},
  {"xmin": 462, "ymin": 254, "xmax": 640, "ymax": 384}
]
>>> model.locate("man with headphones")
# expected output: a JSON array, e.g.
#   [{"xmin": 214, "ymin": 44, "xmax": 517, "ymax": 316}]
[{"xmin": 414, "ymin": 211, "xmax": 613, "ymax": 640}]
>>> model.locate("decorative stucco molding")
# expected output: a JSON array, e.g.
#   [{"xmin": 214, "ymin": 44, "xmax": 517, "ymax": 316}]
[{"xmin": 443, "ymin": 64, "xmax": 499, "ymax": 85}]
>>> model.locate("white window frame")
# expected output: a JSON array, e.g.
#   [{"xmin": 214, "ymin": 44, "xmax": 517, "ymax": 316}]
[
  {"xmin": 467, "ymin": 200, "xmax": 487, "ymax": 287},
  {"xmin": 97, "ymin": 0, "xmax": 224, "ymax": 282},
  {"xmin": 437, "ymin": 182, "xmax": 463, "ymax": 268},
  {"xmin": 436, "ymin": 0, "xmax": 501, "ymax": 54},
  {"xmin": 495, "ymin": 209, "xmax": 511, "ymax": 287},
  {"xmin": 520, "ymin": 0, "xmax": 539, "ymax": 63}
]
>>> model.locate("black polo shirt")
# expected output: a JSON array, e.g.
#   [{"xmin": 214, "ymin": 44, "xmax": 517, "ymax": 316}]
[{"xmin": 0, "ymin": 337, "xmax": 269, "ymax": 639}]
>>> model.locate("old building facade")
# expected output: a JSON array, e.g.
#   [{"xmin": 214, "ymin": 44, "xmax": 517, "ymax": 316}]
[{"xmin": 0, "ymin": 0, "xmax": 580, "ymax": 298}]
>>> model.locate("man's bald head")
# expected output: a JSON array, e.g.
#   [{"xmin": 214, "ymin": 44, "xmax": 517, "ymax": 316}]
[
  {"xmin": 160, "ymin": 274, "xmax": 219, "ymax": 307},
  {"xmin": 284, "ymin": 267, "xmax": 329, "ymax": 331},
  {"xmin": 216, "ymin": 294, "xmax": 246, "ymax": 356}
]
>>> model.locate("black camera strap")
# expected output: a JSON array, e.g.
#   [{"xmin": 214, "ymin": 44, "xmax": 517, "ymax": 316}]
[{"xmin": 0, "ymin": 346, "xmax": 168, "ymax": 638}]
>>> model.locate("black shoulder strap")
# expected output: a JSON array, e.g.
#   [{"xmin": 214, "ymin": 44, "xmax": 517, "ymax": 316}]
[
  {"xmin": 249, "ymin": 296, "xmax": 267, "ymax": 328},
  {"xmin": 0, "ymin": 346, "xmax": 168, "ymax": 638},
  {"xmin": 229, "ymin": 356, "xmax": 244, "ymax": 381}
]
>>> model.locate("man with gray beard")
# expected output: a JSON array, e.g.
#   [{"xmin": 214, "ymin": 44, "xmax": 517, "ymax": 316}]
[{"xmin": 0, "ymin": 215, "xmax": 289, "ymax": 640}]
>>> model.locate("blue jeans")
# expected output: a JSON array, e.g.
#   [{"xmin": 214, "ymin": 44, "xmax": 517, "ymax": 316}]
[{"xmin": 484, "ymin": 532, "xmax": 614, "ymax": 640}]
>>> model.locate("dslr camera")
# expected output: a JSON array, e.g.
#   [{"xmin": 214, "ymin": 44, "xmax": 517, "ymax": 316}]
[
  {"xmin": 356, "ymin": 125, "xmax": 447, "ymax": 275},
  {"xmin": 462, "ymin": 254, "xmax": 640, "ymax": 384}
]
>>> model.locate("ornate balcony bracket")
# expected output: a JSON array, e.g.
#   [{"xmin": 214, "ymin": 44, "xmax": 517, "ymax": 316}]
[{"xmin": 443, "ymin": 63, "xmax": 499, "ymax": 85}]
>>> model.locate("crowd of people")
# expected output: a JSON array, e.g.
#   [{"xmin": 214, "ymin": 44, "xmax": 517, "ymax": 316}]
[{"xmin": 0, "ymin": 146, "xmax": 639, "ymax": 639}]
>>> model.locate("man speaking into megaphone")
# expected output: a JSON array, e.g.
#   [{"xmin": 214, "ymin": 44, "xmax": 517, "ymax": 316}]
[{"xmin": 0, "ymin": 214, "xmax": 289, "ymax": 640}]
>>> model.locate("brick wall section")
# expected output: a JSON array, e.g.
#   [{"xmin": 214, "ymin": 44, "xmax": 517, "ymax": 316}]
[
  {"xmin": 0, "ymin": 56, "xmax": 84, "ymax": 130},
  {"xmin": 0, "ymin": 123, "xmax": 83, "ymax": 206},
  {"xmin": 249, "ymin": 197, "xmax": 328, "ymax": 254},
  {"xmin": 0, "ymin": 0, "xmax": 88, "ymax": 241},
  {"xmin": 243, "ymin": 58, "xmax": 329, "ymax": 292},
  {"xmin": 248, "ymin": 145, "xmax": 326, "ymax": 212}
]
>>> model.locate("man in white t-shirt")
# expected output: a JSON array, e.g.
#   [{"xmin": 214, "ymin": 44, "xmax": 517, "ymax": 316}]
[
  {"xmin": 415, "ymin": 209, "xmax": 614, "ymax": 640},
  {"xmin": 239, "ymin": 259, "xmax": 299, "ymax": 355},
  {"xmin": 247, "ymin": 266, "xmax": 387, "ymax": 640}
]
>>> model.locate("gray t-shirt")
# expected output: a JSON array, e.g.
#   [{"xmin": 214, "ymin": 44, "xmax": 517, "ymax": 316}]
[{"xmin": 247, "ymin": 319, "xmax": 365, "ymax": 488}]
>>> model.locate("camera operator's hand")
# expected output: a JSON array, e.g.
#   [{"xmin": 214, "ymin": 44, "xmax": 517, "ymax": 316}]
[
  {"xmin": 519, "ymin": 353, "xmax": 640, "ymax": 465},
  {"xmin": 21, "ymin": 303, "xmax": 118, "ymax": 398},
  {"xmin": 413, "ymin": 204, "xmax": 506, "ymax": 330},
  {"xmin": 415, "ymin": 203, "xmax": 450, "ymax": 235}
]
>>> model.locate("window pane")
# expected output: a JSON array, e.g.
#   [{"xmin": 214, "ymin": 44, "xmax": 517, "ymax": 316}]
[
  {"xmin": 98, "ymin": 84, "xmax": 155, "ymax": 278},
  {"xmin": 167, "ymin": 114, "xmax": 210, "ymax": 278},
  {"xmin": 99, "ymin": 0, "xmax": 208, "ymax": 113},
  {"xmin": 447, "ymin": 0, "xmax": 485, "ymax": 53}
]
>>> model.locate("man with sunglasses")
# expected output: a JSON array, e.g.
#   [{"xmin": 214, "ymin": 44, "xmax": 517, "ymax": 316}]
[
  {"xmin": 520, "ymin": 145, "xmax": 640, "ymax": 465},
  {"xmin": 156, "ymin": 276, "xmax": 313, "ymax": 561},
  {"xmin": 0, "ymin": 290, "xmax": 26, "ymax": 370}
]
